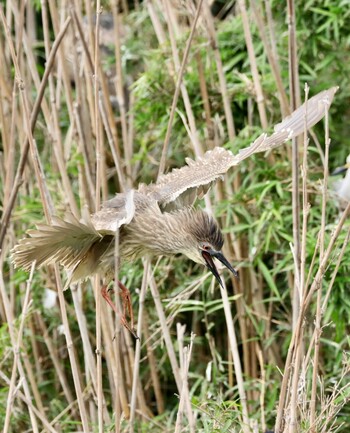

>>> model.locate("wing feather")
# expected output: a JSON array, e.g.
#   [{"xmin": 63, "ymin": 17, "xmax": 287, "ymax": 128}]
[
  {"xmin": 91, "ymin": 189, "xmax": 136, "ymax": 232},
  {"xmin": 12, "ymin": 214, "xmax": 102, "ymax": 271},
  {"xmin": 149, "ymin": 86, "xmax": 337, "ymax": 207}
]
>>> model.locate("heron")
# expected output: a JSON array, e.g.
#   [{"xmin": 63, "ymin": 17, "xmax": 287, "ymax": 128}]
[{"xmin": 12, "ymin": 87, "xmax": 337, "ymax": 337}]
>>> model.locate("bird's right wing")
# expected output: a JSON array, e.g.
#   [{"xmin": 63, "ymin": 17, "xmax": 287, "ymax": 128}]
[
  {"xmin": 148, "ymin": 86, "xmax": 338, "ymax": 208},
  {"xmin": 12, "ymin": 190, "xmax": 137, "ymax": 272},
  {"xmin": 12, "ymin": 213, "xmax": 102, "ymax": 271}
]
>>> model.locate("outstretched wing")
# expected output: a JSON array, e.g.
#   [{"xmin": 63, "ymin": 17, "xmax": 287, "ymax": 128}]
[
  {"xmin": 12, "ymin": 190, "xmax": 136, "ymax": 272},
  {"xmin": 148, "ymin": 86, "xmax": 337, "ymax": 208},
  {"xmin": 12, "ymin": 213, "xmax": 102, "ymax": 271}
]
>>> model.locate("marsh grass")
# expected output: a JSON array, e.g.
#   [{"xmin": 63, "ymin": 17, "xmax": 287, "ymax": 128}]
[{"xmin": 0, "ymin": 1, "xmax": 350, "ymax": 432}]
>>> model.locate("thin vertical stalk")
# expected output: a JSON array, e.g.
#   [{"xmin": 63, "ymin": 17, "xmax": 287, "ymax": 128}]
[
  {"xmin": 251, "ymin": 0, "xmax": 289, "ymax": 116},
  {"xmin": 161, "ymin": 0, "xmax": 204, "ymax": 157},
  {"xmin": 174, "ymin": 331, "xmax": 195, "ymax": 433},
  {"xmin": 93, "ymin": 4, "xmax": 104, "ymax": 432},
  {"xmin": 157, "ymin": 0, "xmax": 204, "ymax": 177},
  {"xmin": 202, "ymin": 0, "xmax": 235, "ymax": 141},
  {"xmin": 2, "ymin": 264, "xmax": 36, "ymax": 433},
  {"xmin": 310, "ymin": 104, "xmax": 330, "ymax": 430},
  {"xmin": 129, "ymin": 260, "xmax": 150, "ymax": 432},
  {"xmin": 35, "ymin": 312, "xmax": 75, "ymax": 406},
  {"xmin": 0, "ymin": 16, "xmax": 71, "ymax": 249},
  {"xmin": 238, "ymin": 0, "xmax": 268, "ymax": 128},
  {"xmin": 287, "ymin": 0, "xmax": 301, "ymax": 329},
  {"xmin": 149, "ymin": 272, "xmax": 182, "ymax": 392},
  {"xmin": 219, "ymin": 280, "xmax": 251, "ymax": 433},
  {"xmin": 1, "ymin": 8, "xmax": 89, "ymax": 429},
  {"xmin": 111, "ymin": 3, "xmax": 132, "ymax": 183},
  {"xmin": 55, "ymin": 267, "xmax": 90, "ymax": 432},
  {"xmin": 288, "ymin": 85, "xmax": 309, "ymax": 433},
  {"xmin": 143, "ymin": 312, "xmax": 165, "ymax": 414},
  {"xmin": 275, "ymin": 200, "xmax": 350, "ymax": 432},
  {"xmin": 41, "ymin": 0, "xmax": 79, "ymax": 217},
  {"xmin": 47, "ymin": 0, "xmax": 74, "ymax": 121}
]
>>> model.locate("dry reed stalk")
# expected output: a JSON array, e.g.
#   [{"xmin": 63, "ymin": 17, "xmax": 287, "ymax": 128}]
[
  {"xmin": 92, "ymin": 5, "xmax": 105, "ymax": 432},
  {"xmin": 111, "ymin": 3, "xmax": 132, "ymax": 183},
  {"xmin": 99, "ymin": 95, "xmax": 126, "ymax": 188},
  {"xmin": 200, "ymin": 3, "xmax": 252, "ymax": 384},
  {"xmin": 0, "ymin": 15, "xmax": 71, "ymax": 248},
  {"xmin": 0, "ymin": 7, "xmax": 53, "ymax": 217},
  {"xmin": 129, "ymin": 260, "xmax": 150, "ymax": 431},
  {"xmin": 3, "ymin": 82, "xmax": 17, "ymax": 209},
  {"xmin": 2, "ymin": 263, "xmax": 35, "ymax": 433},
  {"xmin": 288, "ymin": 85, "xmax": 310, "ymax": 433},
  {"xmin": 149, "ymin": 271, "xmax": 182, "ymax": 392},
  {"xmin": 309, "ymin": 101, "xmax": 331, "ymax": 430},
  {"xmin": 111, "ymin": 226, "xmax": 130, "ymax": 425},
  {"xmin": 195, "ymin": 52, "xmax": 214, "ymax": 144},
  {"xmin": 0, "ymin": 368, "xmax": 59, "ymax": 433},
  {"xmin": 202, "ymin": 0, "xmax": 235, "ymax": 140},
  {"xmin": 256, "ymin": 347, "xmax": 267, "ymax": 431},
  {"xmin": 220, "ymin": 279, "xmax": 251, "ymax": 433},
  {"xmin": 21, "ymin": 343, "xmax": 46, "ymax": 415},
  {"xmin": 0, "ymin": 36, "xmax": 10, "ymax": 174},
  {"xmin": 174, "ymin": 328, "xmax": 195, "ymax": 433},
  {"xmin": 55, "ymin": 267, "xmax": 91, "ymax": 431},
  {"xmin": 123, "ymin": 316, "xmax": 152, "ymax": 420},
  {"xmin": 161, "ymin": 0, "xmax": 204, "ymax": 157},
  {"xmin": 275, "ymin": 199, "xmax": 350, "ymax": 432},
  {"xmin": 157, "ymin": 0, "xmax": 204, "ymax": 176},
  {"xmin": 143, "ymin": 311, "xmax": 165, "ymax": 414},
  {"xmin": 72, "ymin": 7, "xmax": 125, "ymax": 193},
  {"xmin": 35, "ymin": 311, "xmax": 75, "ymax": 405},
  {"xmin": 41, "ymin": 0, "xmax": 79, "ymax": 217},
  {"xmin": 238, "ymin": 0, "xmax": 268, "ymax": 129},
  {"xmin": 1, "ymin": 7, "xmax": 90, "ymax": 427},
  {"xmin": 303, "ymin": 227, "xmax": 350, "ymax": 372},
  {"xmin": 7, "ymin": 2, "xmax": 51, "ymax": 124},
  {"xmin": 251, "ymin": 0, "xmax": 289, "ymax": 117},
  {"xmin": 27, "ymin": 316, "xmax": 44, "ymax": 384},
  {"xmin": 287, "ymin": 0, "xmax": 302, "ymax": 330},
  {"xmin": 47, "ymin": 0, "xmax": 74, "ymax": 120},
  {"xmin": 146, "ymin": 0, "xmax": 167, "ymax": 44}
]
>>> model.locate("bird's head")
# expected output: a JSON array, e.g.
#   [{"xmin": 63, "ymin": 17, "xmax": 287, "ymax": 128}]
[
  {"xmin": 331, "ymin": 155, "xmax": 350, "ymax": 176},
  {"xmin": 182, "ymin": 210, "xmax": 238, "ymax": 287}
]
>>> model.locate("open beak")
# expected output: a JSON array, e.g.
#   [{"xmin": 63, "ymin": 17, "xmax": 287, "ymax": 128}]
[{"xmin": 201, "ymin": 249, "xmax": 238, "ymax": 288}]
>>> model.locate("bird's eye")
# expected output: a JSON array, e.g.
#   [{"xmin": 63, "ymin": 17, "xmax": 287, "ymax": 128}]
[{"xmin": 201, "ymin": 244, "xmax": 210, "ymax": 251}]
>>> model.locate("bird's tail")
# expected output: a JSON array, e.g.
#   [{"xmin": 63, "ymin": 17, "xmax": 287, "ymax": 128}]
[{"xmin": 11, "ymin": 214, "xmax": 102, "ymax": 276}]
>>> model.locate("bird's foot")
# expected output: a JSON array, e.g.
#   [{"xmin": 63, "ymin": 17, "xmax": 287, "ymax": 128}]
[{"xmin": 101, "ymin": 283, "xmax": 139, "ymax": 340}]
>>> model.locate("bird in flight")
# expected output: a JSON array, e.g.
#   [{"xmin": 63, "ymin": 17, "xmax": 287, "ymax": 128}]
[{"xmin": 12, "ymin": 87, "xmax": 337, "ymax": 337}]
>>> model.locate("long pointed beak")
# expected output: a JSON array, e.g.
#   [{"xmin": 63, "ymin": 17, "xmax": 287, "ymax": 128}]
[{"xmin": 202, "ymin": 249, "xmax": 238, "ymax": 288}]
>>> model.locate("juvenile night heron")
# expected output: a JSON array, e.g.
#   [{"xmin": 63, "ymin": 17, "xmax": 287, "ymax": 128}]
[{"xmin": 12, "ymin": 87, "xmax": 337, "ymax": 337}]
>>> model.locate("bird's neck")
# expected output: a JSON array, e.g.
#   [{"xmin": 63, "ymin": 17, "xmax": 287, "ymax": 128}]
[{"xmin": 121, "ymin": 206, "xmax": 197, "ymax": 260}]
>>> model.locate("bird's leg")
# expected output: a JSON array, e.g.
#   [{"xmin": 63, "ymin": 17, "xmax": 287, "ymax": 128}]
[
  {"xmin": 101, "ymin": 283, "xmax": 139, "ymax": 339},
  {"xmin": 116, "ymin": 280, "xmax": 135, "ymax": 330}
]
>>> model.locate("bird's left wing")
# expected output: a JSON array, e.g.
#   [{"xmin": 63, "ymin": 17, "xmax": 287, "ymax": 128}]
[
  {"xmin": 147, "ymin": 86, "xmax": 337, "ymax": 208},
  {"xmin": 91, "ymin": 189, "xmax": 136, "ymax": 232}
]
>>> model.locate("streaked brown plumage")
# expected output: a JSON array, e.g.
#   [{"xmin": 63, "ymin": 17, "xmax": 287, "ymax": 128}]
[{"xmin": 12, "ymin": 87, "xmax": 337, "ymax": 336}]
